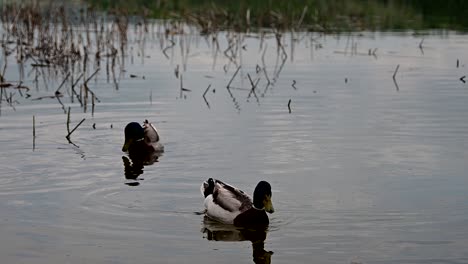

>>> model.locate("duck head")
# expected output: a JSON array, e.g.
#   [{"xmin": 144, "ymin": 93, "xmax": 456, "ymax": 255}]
[
  {"xmin": 122, "ymin": 122, "xmax": 144, "ymax": 152},
  {"xmin": 253, "ymin": 181, "xmax": 274, "ymax": 213}
]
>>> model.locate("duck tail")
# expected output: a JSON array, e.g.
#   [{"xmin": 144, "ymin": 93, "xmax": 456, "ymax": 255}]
[
  {"xmin": 201, "ymin": 178, "xmax": 215, "ymax": 198},
  {"xmin": 143, "ymin": 120, "xmax": 160, "ymax": 143}
]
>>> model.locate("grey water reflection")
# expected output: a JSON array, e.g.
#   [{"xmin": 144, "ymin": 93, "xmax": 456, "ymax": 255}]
[{"xmin": 202, "ymin": 217, "xmax": 273, "ymax": 264}]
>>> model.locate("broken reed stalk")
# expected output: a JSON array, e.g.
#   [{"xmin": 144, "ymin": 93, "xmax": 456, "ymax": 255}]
[
  {"xmin": 227, "ymin": 66, "xmax": 241, "ymax": 88},
  {"xmin": 203, "ymin": 84, "xmax": 211, "ymax": 98},
  {"xmin": 261, "ymin": 44, "xmax": 271, "ymax": 84},
  {"xmin": 180, "ymin": 74, "xmax": 183, "ymax": 98},
  {"xmin": 162, "ymin": 39, "xmax": 175, "ymax": 59},
  {"xmin": 246, "ymin": 73, "xmax": 257, "ymax": 94},
  {"xmin": 33, "ymin": 115, "xmax": 36, "ymax": 138},
  {"xmin": 66, "ymin": 118, "xmax": 86, "ymax": 141},
  {"xmin": 0, "ymin": 87, "xmax": 2, "ymax": 114},
  {"xmin": 85, "ymin": 68, "xmax": 100, "ymax": 84},
  {"xmin": 67, "ymin": 107, "xmax": 71, "ymax": 134},
  {"xmin": 33, "ymin": 115, "xmax": 36, "ymax": 137},
  {"xmin": 71, "ymin": 73, "xmax": 84, "ymax": 106},
  {"xmin": 55, "ymin": 72, "xmax": 70, "ymax": 94},
  {"xmin": 33, "ymin": 115, "xmax": 36, "ymax": 150},
  {"xmin": 56, "ymin": 94, "xmax": 66, "ymax": 113},
  {"xmin": 246, "ymin": 73, "xmax": 260, "ymax": 103},
  {"xmin": 91, "ymin": 94, "xmax": 95, "ymax": 116},
  {"xmin": 393, "ymin": 64, "xmax": 400, "ymax": 80},
  {"xmin": 296, "ymin": 6, "xmax": 308, "ymax": 29},
  {"xmin": 203, "ymin": 84, "xmax": 211, "ymax": 109}
]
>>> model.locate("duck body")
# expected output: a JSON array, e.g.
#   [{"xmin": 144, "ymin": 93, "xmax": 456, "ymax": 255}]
[{"xmin": 201, "ymin": 178, "xmax": 274, "ymax": 227}]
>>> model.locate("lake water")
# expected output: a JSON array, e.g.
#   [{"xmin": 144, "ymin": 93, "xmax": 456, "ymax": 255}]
[{"xmin": 1, "ymin": 26, "xmax": 468, "ymax": 264}]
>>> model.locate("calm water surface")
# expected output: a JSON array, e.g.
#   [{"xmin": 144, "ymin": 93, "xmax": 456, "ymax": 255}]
[{"xmin": 1, "ymin": 29, "xmax": 468, "ymax": 264}]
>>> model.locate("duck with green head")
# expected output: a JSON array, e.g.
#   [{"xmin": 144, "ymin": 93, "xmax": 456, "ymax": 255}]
[
  {"xmin": 201, "ymin": 178, "xmax": 274, "ymax": 227},
  {"xmin": 122, "ymin": 120, "xmax": 164, "ymax": 158}
]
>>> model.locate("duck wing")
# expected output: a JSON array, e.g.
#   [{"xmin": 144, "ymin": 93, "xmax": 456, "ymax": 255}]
[{"xmin": 211, "ymin": 179, "xmax": 252, "ymax": 213}]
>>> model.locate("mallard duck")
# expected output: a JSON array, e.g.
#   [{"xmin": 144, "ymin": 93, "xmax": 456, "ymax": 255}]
[
  {"xmin": 122, "ymin": 120, "xmax": 164, "ymax": 155},
  {"xmin": 200, "ymin": 178, "xmax": 274, "ymax": 227}
]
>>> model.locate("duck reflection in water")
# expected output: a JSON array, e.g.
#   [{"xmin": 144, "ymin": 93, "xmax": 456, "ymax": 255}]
[
  {"xmin": 202, "ymin": 217, "xmax": 273, "ymax": 264},
  {"xmin": 121, "ymin": 120, "xmax": 164, "ymax": 186}
]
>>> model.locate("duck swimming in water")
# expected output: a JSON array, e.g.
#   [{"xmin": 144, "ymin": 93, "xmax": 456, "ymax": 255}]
[
  {"xmin": 122, "ymin": 120, "xmax": 164, "ymax": 156},
  {"xmin": 201, "ymin": 178, "xmax": 274, "ymax": 227}
]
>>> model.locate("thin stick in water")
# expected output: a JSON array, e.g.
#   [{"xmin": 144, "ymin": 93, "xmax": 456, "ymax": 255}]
[
  {"xmin": 67, "ymin": 107, "xmax": 71, "ymax": 134},
  {"xmin": 55, "ymin": 72, "xmax": 71, "ymax": 94},
  {"xmin": 33, "ymin": 115, "xmax": 36, "ymax": 138},
  {"xmin": 66, "ymin": 118, "xmax": 86, "ymax": 141},
  {"xmin": 84, "ymin": 68, "xmax": 100, "ymax": 85},
  {"xmin": 33, "ymin": 115, "xmax": 36, "ymax": 150},
  {"xmin": 227, "ymin": 66, "xmax": 241, "ymax": 89},
  {"xmin": 246, "ymin": 73, "xmax": 260, "ymax": 103},
  {"xmin": 203, "ymin": 84, "xmax": 212, "ymax": 98},
  {"xmin": 203, "ymin": 84, "xmax": 211, "ymax": 109},
  {"xmin": 180, "ymin": 74, "xmax": 183, "ymax": 98},
  {"xmin": 91, "ymin": 94, "xmax": 95, "ymax": 116},
  {"xmin": 393, "ymin": 64, "xmax": 400, "ymax": 80},
  {"xmin": 419, "ymin": 38, "xmax": 424, "ymax": 49}
]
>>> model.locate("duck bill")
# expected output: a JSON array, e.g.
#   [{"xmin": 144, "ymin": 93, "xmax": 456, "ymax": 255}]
[
  {"xmin": 122, "ymin": 138, "xmax": 133, "ymax": 152},
  {"xmin": 264, "ymin": 196, "xmax": 274, "ymax": 214}
]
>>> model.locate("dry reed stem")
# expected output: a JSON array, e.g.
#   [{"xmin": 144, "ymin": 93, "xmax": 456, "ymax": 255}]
[
  {"xmin": 66, "ymin": 118, "xmax": 86, "ymax": 141},
  {"xmin": 32, "ymin": 115, "xmax": 36, "ymax": 150},
  {"xmin": 227, "ymin": 66, "xmax": 241, "ymax": 88},
  {"xmin": 393, "ymin": 64, "xmax": 400, "ymax": 80},
  {"xmin": 203, "ymin": 84, "xmax": 211, "ymax": 109},
  {"xmin": 67, "ymin": 107, "xmax": 71, "ymax": 134}
]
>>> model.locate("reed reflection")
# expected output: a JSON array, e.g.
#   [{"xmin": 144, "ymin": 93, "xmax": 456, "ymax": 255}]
[{"xmin": 201, "ymin": 217, "xmax": 273, "ymax": 264}]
